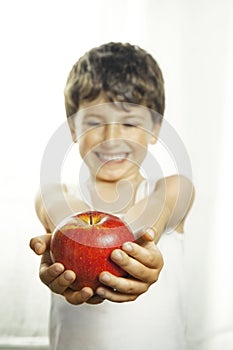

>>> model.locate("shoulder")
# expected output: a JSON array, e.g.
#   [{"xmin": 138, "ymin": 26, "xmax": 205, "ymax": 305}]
[{"xmin": 156, "ymin": 174, "xmax": 194, "ymax": 192}]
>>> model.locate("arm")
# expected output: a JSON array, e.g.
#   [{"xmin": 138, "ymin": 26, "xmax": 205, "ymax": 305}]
[
  {"xmin": 155, "ymin": 174, "xmax": 195, "ymax": 233},
  {"xmin": 34, "ymin": 175, "xmax": 194, "ymax": 236},
  {"xmin": 124, "ymin": 174, "xmax": 195, "ymax": 242},
  {"xmin": 31, "ymin": 183, "xmax": 163, "ymax": 304},
  {"xmin": 93, "ymin": 175, "xmax": 194, "ymax": 301},
  {"xmin": 35, "ymin": 183, "xmax": 90, "ymax": 232},
  {"xmin": 30, "ymin": 175, "xmax": 194, "ymax": 304}
]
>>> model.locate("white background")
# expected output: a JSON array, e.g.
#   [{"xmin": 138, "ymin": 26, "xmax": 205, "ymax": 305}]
[{"xmin": 0, "ymin": 0, "xmax": 233, "ymax": 349}]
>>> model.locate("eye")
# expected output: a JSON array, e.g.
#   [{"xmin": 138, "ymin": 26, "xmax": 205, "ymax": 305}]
[
  {"xmin": 87, "ymin": 122, "xmax": 101, "ymax": 126},
  {"xmin": 83, "ymin": 120, "xmax": 103, "ymax": 128},
  {"xmin": 122, "ymin": 123, "xmax": 138, "ymax": 128}
]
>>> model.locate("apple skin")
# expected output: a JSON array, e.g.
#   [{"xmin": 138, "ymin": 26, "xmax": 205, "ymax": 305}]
[{"xmin": 50, "ymin": 211, "xmax": 135, "ymax": 291}]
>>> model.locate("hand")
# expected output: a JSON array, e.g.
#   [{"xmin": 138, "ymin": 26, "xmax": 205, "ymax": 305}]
[
  {"xmin": 29, "ymin": 234, "xmax": 104, "ymax": 305},
  {"xmin": 95, "ymin": 229, "xmax": 164, "ymax": 302}
]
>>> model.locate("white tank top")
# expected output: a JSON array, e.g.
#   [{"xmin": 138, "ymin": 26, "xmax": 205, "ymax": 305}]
[{"xmin": 49, "ymin": 180, "xmax": 186, "ymax": 350}]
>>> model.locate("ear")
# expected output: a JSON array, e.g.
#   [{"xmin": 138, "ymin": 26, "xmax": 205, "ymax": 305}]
[
  {"xmin": 67, "ymin": 117, "xmax": 77, "ymax": 142},
  {"xmin": 149, "ymin": 123, "xmax": 161, "ymax": 144}
]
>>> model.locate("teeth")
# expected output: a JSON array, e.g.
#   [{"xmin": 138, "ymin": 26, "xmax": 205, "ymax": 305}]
[{"xmin": 96, "ymin": 153, "xmax": 128, "ymax": 161}]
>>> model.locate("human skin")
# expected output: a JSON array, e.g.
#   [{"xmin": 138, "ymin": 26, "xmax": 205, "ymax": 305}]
[{"xmin": 30, "ymin": 98, "xmax": 194, "ymax": 305}]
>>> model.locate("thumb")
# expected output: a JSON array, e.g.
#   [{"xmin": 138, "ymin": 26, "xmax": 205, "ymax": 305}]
[
  {"xmin": 29, "ymin": 234, "xmax": 52, "ymax": 255},
  {"xmin": 135, "ymin": 227, "xmax": 159, "ymax": 246}
]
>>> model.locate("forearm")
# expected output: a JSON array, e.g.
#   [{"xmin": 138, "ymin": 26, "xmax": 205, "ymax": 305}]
[
  {"xmin": 124, "ymin": 175, "xmax": 194, "ymax": 242},
  {"xmin": 35, "ymin": 184, "xmax": 90, "ymax": 232},
  {"xmin": 124, "ymin": 192, "xmax": 170, "ymax": 242}
]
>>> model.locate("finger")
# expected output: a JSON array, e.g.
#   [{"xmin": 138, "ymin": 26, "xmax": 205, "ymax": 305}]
[
  {"xmin": 86, "ymin": 295, "xmax": 105, "ymax": 305},
  {"xmin": 145, "ymin": 226, "xmax": 162, "ymax": 244},
  {"xmin": 122, "ymin": 241, "xmax": 163, "ymax": 269},
  {"xmin": 135, "ymin": 229, "xmax": 154, "ymax": 245},
  {"xmin": 96, "ymin": 285, "xmax": 138, "ymax": 303},
  {"xmin": 39, "ymin": 262, "xmax": 65, "ymax": 285},
  {"xmin": 29, "ymin": 234, "xmax": 52, "ymax": 255},
  {"xmin": 136, "ymin": 226, "xmax": 164, "ymax": 245},
  {"xmin": 40, "ymin": 249, "xmax": 54, "ymax": 267},
  {"xmin": 63, "ymin": 287, "xmax": 94, "ymax": 305},
  {"xmin": 48, "ymin": 270, "xmax": 77, "ymax": 294},
  {"xmin": 98, "ymin": 272, "xmax": 148, "ymax": 295},
  {"xmin": 110, "ymin": 249, "xmax": 161, "ymax": 284},
  {"xmin": 111, "ymin": 246, "xmax": 161, "ymax": 284},
  {"xmin": 39, "ymin": 251, "xmax": 66, "ymax": 285}
]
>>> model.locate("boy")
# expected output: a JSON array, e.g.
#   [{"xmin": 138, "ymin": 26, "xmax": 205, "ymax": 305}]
[{"xmin": 30, "ymin": 42, "xmax": 194, "ymax": 349}]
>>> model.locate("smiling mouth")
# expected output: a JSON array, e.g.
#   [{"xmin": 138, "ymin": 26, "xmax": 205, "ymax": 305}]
[{"xmin": 95, "ymin": 152, "xmax": 129, "ymax": 163}]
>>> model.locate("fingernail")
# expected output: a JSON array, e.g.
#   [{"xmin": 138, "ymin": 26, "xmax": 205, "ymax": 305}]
[
  {"xmin": 81, "ymin": 289, "xmax": 91, "ymax": 299},
  {"xmin": 96, "ymin": 288, "xmax": 105, "ymax": 297},
  {"xmin": 64, "ymin": 271, "xmax": 75, "ymax": 282},
  {"xmin": 55, "ymin": 264, "xmax": 64, "ymax": 273},
  {"xmin": 112, "ymin": 250, "xmax": 122, "ymax": 261},
  {"xmin": 145, "ymin": 227, "xmax": 155, "ymax": 240},
  {"xmin": 35, "ymin": 242, "xmax": 42, "ymax": 254},
  {"xmin": 101, "ymin": 273, "xmax": 111, "ymax": 283},
  {"xmin": 122, "ymin": 242, "xmax": 132, "ymax": 252}
]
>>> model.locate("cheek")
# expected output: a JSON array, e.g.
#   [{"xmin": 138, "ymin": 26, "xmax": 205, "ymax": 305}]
[
  {"xmin": 129, "ymin": 130, "xmax": 149, "ymax": 146},
  {"xmin": 129, "ymin": 132, "xmax": 149, "ymax": 162},
  {"xmin": 79, "ymin": 130, "xmax": 101, "ymax": 158},
  {"xmin": 79, "ymin": 135, "xmax": 93, "ymax": 158}
]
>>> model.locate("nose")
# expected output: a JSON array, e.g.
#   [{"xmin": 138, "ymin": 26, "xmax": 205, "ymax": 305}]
[{"xmin": 104, "ymin": 123, "xmax": 121, "ymax": 141}]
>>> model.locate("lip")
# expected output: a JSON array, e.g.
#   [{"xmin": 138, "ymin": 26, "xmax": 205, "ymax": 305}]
[{"xmin": 95, "ymin": 152, "xmax": 129, "ymax": 163}]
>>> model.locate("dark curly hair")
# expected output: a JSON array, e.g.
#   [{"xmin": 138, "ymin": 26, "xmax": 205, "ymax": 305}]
[{"xmin": 64, "ymin": 42, "xmax": 165, "ymax": 123}]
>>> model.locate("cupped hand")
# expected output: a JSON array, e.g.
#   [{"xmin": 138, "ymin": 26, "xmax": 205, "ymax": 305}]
[
  {"xmin": 95, "ymin": 229, "xmax": 164, "ymax": 302},
  {"xmin": 29, "ymin": 234, "xmax": 104, "ymax": 305}
]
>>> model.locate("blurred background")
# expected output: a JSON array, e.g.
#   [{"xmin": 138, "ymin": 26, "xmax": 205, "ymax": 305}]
[{"xmin": 0, "ymin": 0, "xmax": 233, "ymax": 349}]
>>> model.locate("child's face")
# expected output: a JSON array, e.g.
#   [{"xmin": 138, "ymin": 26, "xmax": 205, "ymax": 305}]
[{"xmin": 71, "ymin": 96, "xmax": 160, "ymax": 183}]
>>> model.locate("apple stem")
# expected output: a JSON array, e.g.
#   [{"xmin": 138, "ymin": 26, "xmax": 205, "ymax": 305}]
[{"xmin": 90, "ymin": 211, "xmax": 93, "ymax": 225}]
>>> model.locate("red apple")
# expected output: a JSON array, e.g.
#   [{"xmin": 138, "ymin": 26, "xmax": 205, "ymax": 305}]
[{"xmin": 50, "ymin": 211, "xmax": 135, "ymax": 291}]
